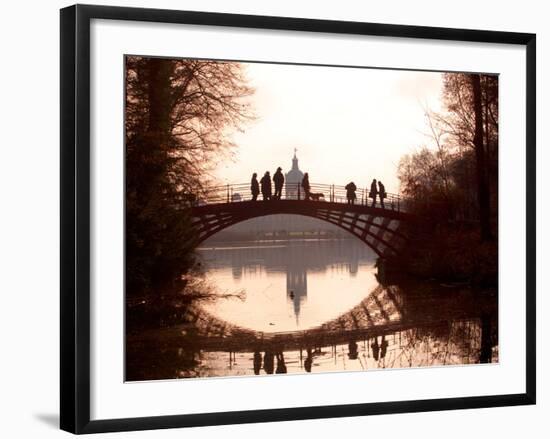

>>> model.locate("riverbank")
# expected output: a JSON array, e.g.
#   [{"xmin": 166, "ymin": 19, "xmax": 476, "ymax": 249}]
[{"xmin": 382, "ymin": 223, "xmax": 497, "ymax": 288}]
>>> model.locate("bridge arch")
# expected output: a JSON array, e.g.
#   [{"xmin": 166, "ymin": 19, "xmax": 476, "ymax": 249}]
[{"xmin": 190, "ymin": 199, "xmax": 408, "ymax": 258}]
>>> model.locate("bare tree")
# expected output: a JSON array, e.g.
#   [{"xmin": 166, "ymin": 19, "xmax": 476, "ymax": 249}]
[{"xmin": 429, "ymin": 73, "xmax": 498, "ymax": 241}]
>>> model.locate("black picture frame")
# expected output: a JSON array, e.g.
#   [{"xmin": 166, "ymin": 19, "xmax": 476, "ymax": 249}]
[{"xmin": 60, "ymin": 4, "xmax": 536, "ymax": 434}]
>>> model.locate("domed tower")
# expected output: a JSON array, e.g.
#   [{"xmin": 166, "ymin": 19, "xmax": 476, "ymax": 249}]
[{"xmin": 285, "ymin": 149, "xmax": 304, "ymax": 199}]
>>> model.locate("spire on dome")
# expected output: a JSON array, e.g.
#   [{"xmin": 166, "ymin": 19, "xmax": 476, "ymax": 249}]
[{"xmin": 291, "ymin": 148, "xmax": 299, "ymax": 171}]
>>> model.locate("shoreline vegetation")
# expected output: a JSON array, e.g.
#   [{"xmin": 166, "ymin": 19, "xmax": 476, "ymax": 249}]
[
  {"xmin": 384, "ymin": 72, "xmax": 498, "ymax": 288},
  {"xmin": 381, "ymin": 225, "xmax": 497, "ymax": 288}
]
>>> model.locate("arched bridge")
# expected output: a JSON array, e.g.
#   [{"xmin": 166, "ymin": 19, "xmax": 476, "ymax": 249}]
[{"xmin": 189, "ymin": 182, "xmax": 409, "ymax": 257}]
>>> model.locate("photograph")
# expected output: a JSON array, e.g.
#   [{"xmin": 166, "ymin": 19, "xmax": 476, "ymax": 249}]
[{"xmin": 124, "ymin": 55, "xmax": 499, "ymax": 381}]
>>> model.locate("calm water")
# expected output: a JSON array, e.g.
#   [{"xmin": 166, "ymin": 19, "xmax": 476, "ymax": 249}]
[
  {"xmin": 196, "ymin": 239, "xmax": 379, "ymax": 332},
  {"xmin": 126, "ymin": 238, "xmax": 498, "ymax": 381}
]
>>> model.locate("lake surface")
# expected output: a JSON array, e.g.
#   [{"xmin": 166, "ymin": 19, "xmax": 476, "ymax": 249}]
[
  {"xmin": 126, "ymin": 238, "xmax": 498, "ymax": 381},
  {"xmin": 196, "ymin": 239, "xmax": 379, "ymax": 332}
]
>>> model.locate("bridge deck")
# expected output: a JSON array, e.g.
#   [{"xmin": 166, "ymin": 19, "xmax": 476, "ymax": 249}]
[{"xmin": 191, "ymin": 199, "xmax": 409, "ymax": 221}]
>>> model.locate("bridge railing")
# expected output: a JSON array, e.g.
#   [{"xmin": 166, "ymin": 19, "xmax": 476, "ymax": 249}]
[{"xmin": 194, "ymin": 182, "xmax": 404, "ymax": 212}]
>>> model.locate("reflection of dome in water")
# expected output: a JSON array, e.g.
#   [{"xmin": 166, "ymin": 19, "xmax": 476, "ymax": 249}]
[
  {"xmin": 287, "ymin": 268, "xmax": 307, "ymax": 325},
  {"xmin": 285, "ymin": 150, "xmax": 304, "ymax": 199},
  {"xmin": 232, "ymin": 265, "xmax": 243, "ymax": 279}
]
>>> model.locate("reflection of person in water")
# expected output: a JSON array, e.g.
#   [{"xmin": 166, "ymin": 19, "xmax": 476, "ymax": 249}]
[
  {"xmin": 276, "ymin": 352, "xmax": 287, "ymax": 374},
  {"xmin": 371, "ymin": 337, "xmax": 380, "ymax": 361},
  {"xmin": 253, "ymin": 351, "xmax": 262, "ymax": 375},
  {"xmin": 263, "ymin": 351, "xmax": 274, "ymax": 374},
  {"xmin": 380, "ymin": 336, "xmax": 388, "ymax": 359},
  {"xmin": 303, "ymin": 348, "xmax": 313, "ymax": 372},
  {"xmin": 348, "ymin": 340, "xmax": 358, "ymax": 360}
]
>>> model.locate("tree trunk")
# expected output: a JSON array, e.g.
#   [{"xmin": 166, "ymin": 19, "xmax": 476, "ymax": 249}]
[
  {"xmin": 147, "ymin": 58, "xmax": 172, "ymax": 141},
  {"xmin": 145, "ymin": 59, "xmax": 176, "ymax": 290},
  {"xmin": 471, "ymin": 74, "xmax": 492, "ymax": 241}
]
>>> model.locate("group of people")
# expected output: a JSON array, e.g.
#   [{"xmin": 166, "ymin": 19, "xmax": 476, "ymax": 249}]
[
  {"xmin": 251, "ymin": 169, "xmax": 388, "ymax": 208},
  {"xmin": 250, "ymin": 167, "xmax": 285, "ymax": 201},
  {"xmin": 345, "ymin": 178, "xmax": 387, "ymax": 208}
]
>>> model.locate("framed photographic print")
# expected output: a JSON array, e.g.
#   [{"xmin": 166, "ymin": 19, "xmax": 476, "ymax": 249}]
[{"xmin": 60, "ymin": 4, "xmax": 536, "ymax": 434}]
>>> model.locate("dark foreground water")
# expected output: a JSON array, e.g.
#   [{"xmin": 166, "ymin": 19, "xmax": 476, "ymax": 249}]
[{"xmin": 126, "ymin": 239, "xmax": 498, "ymax": 381}]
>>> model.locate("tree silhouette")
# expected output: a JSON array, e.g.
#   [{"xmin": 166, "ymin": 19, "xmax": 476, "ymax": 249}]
[
  {"xmin": 395, "ymin": 73, "xmax": 498, "ymax": 284},
  {"xmin": 438, "ymin": 73, "xmax": 498, "ymax": 241},
  {"xmin": 125, "ymin": 56, "xmax": 255, "ymax": 296},
  {"xmin": 399, "ymin": 73, "xmax": 498, "ymax": 239}
]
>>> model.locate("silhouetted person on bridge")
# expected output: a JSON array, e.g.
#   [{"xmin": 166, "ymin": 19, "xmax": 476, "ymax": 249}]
[
  {"xmin": 273, "ymin": 167, "xmax": 284, "ymax": 200},
  {"xmin": 378, "ymin": 181, "xmax": 386, "ymax": 209},
  {"xmin": 250, "ymin": 173, "xmax": 259, "ymax": 201},
  {"xmin": 276, "ymin": 352, "xmax": 287, "ymax": 374},
  {"xmin": 260, "ymin": 171, "xmax": 272, "ymax": 201},
  {"xmin": 253, "ymin": 351, "xmax": 262, "ymax": 375},
  {"xmin": 263, "ymin": 351, "xmax": 274, "ymax": 374},
  {"xmin": 345, "ymin": 181, "xmax": 357, "ymax": 205},
  {"xmin": 301, "ymin": 173, "xmax": 311, "ymax": 200},
  {"xmin": 369, "ymin": 179, "xmax": 378, "ymax": 207}
]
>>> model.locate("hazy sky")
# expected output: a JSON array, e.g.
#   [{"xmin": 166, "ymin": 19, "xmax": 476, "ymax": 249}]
[{"xmin": 213, "ymin": 62, "xmax": 444, "ymax": 194}]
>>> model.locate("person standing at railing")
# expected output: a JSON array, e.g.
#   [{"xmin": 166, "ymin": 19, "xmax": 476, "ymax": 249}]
[
  {"xmin": 250, "ymin": 172, "xmax": 260, "ymax": 201},
  {"xmin": 301, "ymin": 172, "xmax": 311, "ymax": 200},
  {"xmin": 260, "ymin": 171, "xmax": 272, "ymax": 201},
  {"xmin": 345, "ymin": 181, "xmax": 357, "ymax": 205},
  {"xmin": 369, "ymin": 178, "xmax": 378, "ymax": 207},
  {"xmin": 378, "ymin": 181, "xmax": 387, "ymax": 209},
  {"xmin": 273, "ymin": 167, "xmax": 284, "ymax": 200}
]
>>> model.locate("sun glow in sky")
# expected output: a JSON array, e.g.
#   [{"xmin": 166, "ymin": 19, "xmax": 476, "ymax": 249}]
[{"xmin": 213, "ymin": 62, "xmax": 444, "ymax": 194}]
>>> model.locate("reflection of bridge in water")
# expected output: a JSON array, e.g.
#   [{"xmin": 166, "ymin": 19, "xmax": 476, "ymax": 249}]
[{"xmin": 154, "ymin": 282, "xmax": 497, "ymax": 363}]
